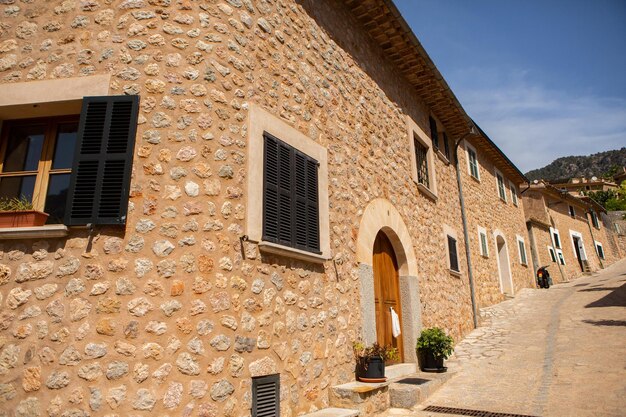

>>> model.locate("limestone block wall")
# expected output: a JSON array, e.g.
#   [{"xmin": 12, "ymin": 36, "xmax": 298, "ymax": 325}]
[
  {"xmin": 0, "ymin": 0, "xmax": 475, "ymax": 416},
  {"xmin": 457, "ymin": 139, "xmax": 534, "ymax": 310}
]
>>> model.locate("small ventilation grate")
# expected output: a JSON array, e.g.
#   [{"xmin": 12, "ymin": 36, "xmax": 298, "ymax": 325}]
[
  {"xmin": 423, "ymin": 405, "xmax": 539, "ymax": 417},
  {"xmin": 252, "ymin": 374, "xmax": 280, "ymax": 417}
]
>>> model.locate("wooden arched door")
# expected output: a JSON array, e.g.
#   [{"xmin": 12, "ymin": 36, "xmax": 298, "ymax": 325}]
[{"xmin": 373, "ymin": 231, "xmax": 404, "ymax": 363}]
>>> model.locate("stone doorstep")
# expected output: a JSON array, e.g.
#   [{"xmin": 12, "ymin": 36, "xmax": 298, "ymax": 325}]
[
  {"xmin": 388, "ymin": 371, "xmax": 455, "ymax": 409},
  {"xmin": 329, "ymin": 364, "xmax": 455, "ymax": 413},
  {"xmin": 300, "ymin": 407, "xmax": 360, "ymax": 417}
]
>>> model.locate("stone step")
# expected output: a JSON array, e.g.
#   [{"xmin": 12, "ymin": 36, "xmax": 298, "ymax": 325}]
[
  {"xmin": 300, "ymin": 407, "xmax": 360, "ymax": 417},
  {"xmin": 389, "ymin": 371, "xmax": 455, "ymax": 409},
  {"xmin": 385, "ymin": 363, "xmax": 418, "ymax": 380}
]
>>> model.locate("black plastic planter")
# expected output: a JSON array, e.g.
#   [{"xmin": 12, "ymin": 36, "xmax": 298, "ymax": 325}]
[
  {"xmin": 418, "ymin": 350, "xmax": 447, "ymax": 373},
  {"xmin": 356, "ymin": 356, "xmax": 386, "ymax": 382}
]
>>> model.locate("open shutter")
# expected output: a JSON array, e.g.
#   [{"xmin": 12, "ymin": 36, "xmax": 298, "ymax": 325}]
[
  {"xmin": 252, "ymin": 374, "xmax": 280, "ymax": 417},
  {"xmin": 65, "ymin": 95, "xmax": 139, "ymax": 226}
]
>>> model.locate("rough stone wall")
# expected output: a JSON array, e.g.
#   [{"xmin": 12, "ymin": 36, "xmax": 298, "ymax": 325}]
[
  {"xmin": 589, "ymin": 214, "xmax": 620, "ymax": 266},
  {"xmin": 457, "ymin": 140, "xmax": 534, "ymax": 310},
  {"xmin": 0, "ymin": 0, "xmax": 475, "ymax": 416}
]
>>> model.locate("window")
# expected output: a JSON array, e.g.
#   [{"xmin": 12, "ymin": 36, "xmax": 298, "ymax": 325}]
[
  {"xmin": 510, "ymin": 182, "xmax": 518, "ymax": 206},
  {"xmin": 516, "ymin": 235, "xmax": 527, "ymax": 265},
  {"xmin": 0, "ymin": 118, "xmax": 78, "ymax": 224},
  {"xmin": 447, "ymin": 235, "xmax": 459, "ymax": 272},
  {"xmin": 252, "ymin": 374, "xmax": 280, "ymax": 417},
  {"xmin": 548, "ymin": 246, "xmax": 557, "ymax": 263},
  {"xmin": 466, "ymin": 143, "xmax": 480, "ymax": 180},
  {"xmin": 478, "ymin": 226, "xmax": 489, "ymax": 257},
  {"xmin": 414, "ymin": 137, "xmax": 429, "ymax": 188},
  {"xmin": 0, "ymin": 95, "xmax": 139, "ymax": 226},
  {"xmin": 568, "ymin": 205, "xmax": 575, "ymax": 218},
  {"xmin": 246, "ymin": 104, "xmax": 330, "ymax": 261},
  {"xmin": 407, "ymin": 116, "xmax": 438, "ymax": 199},
  {"xmin": 429, "ymin": 116, "xmax": 439, "ymax": 150},
  {"xmin": 590, "ymin": 211, "xmax": 600, "ymax": 228},
  {"xmin": 442, "ymin": 132, "xmax": 450, "ymax": 160},
  {"xmin": 556, "ymin": 249, "xmax": 566, "ymax": 265},
  {"xmin": 263, "ymin": 133, "xmax": 320, "ymax": 254},
  {"xmin": 496, "ymin": 170, "xmax": 507, "ymax": 201},
  {"xmin": 550, "ymin": 227, "xmax": 561, "ymax": 249},
  {"xmin": 595, "ymin": 242, "xmax": 605, "ymax": 259}
]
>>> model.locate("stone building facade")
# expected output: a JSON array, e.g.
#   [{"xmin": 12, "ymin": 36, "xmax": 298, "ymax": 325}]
[
  {"xmin": 523, "ymin": 182, "xmax": 620, "ymax": 283},
  {"xmin": 457, "ymin": 131, "xmax": 533, "ymax": 310},
  {"xmin": 0, "ymin": 1, "xmax": 620, "ymax": 416}
]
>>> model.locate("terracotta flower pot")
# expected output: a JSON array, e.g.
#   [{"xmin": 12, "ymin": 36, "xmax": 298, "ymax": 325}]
[{"xmin": 0, "ymin": 211, "xmax": 49, "ymax": 228}]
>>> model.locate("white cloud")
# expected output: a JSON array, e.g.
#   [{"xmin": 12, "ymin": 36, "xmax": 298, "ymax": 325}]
[{"xmin": 448, "ymin": 68, "xmax": 626, "ymax": 172}]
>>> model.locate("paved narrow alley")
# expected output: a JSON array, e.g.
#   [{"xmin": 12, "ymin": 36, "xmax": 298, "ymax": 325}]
[{"xmin": 383, "ymin": 259, "xmax": 626, "ymax": 417}]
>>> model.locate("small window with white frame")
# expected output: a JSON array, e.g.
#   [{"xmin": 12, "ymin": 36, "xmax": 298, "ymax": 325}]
[
  {"xmin": 568, "ymin": 205, "xmax": 575, "ymax": 218},
  {"xmin": 548, "ymin": 246, "xmax": 557, "ymax": 263},
  {"xmin": 556, "ymin": 249, "xmax": 566, "ymax": 265},
  {"xmin": 509, "ymin": 181, "xmax": 518, "ymax": 206},
  {"xmin": 590, "ymin": 211, "xmax": 600, "ymax": 228},
  {"xmin": 550, "ymin": 227, "xmax": 561, "ymax": 249},
  {"xmin": 466, "ymin": 142, "xmax": 480, "ymax": 180},
  {"xmin": 516, "ymin": 235, "xmax": 528, "ymax": 265},
  {"xmin": 478, "ymin": 226, "xmax": 489, "ymax": 257},
  {"xmin": 595, "ymin": 241, "xmax": 605, "ymax": 259},
  {"xmin": 495, "ymin": 169, "xmax": 507, "ymax": 201}
]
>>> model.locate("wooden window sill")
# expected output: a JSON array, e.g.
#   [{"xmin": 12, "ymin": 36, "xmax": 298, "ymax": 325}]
[
  {"xmin": 0, "ymin": 224, "xmax": 68, "ymax": 239},
  {"xmin": 258, "ymin": 241, "xmax": 330, "ymax": 264},
  {"xmin": 417, "ymin": 183, "xmax": 438, "ymax": 202}
]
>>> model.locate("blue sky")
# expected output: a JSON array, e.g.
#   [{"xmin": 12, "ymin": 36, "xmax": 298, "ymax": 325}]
[{"xmin": 394, "ymin": 0, "xmax": 626, "ymax": 173}]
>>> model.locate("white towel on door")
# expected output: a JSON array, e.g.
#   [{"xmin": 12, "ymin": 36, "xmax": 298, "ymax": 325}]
[{"xmin": 390, "ymin": 307, "xmax": 401, "ymax": 338}]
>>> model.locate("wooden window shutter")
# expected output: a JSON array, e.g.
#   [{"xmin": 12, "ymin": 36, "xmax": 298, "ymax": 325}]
[
  {"xmin": 252, "ymin": 374, "xmax": 280, "ymax": 417},
  {"xmin": 65, "ymin": 95, "xmax": 139, "ymax": 226},
  {"xmin": 448, "ymin": 235, "xmax": 459, "ymax": 272},
  {"xmin": 263, "ymin": 133, "xmax": 320, "ymax": 254}
]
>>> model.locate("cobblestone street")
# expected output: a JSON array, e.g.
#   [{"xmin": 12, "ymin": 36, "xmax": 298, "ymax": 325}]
[{"xmin": 381, "ymin": 259, "xmax": 626, "ymax": 417}]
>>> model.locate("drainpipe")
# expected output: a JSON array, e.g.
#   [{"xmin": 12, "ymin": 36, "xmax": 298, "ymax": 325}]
[
  {"xmin": 585, "ymin": 210, "xmax": 604, "ymax": 269},
  {"xmin": 526, "ymin": 221, "xmax": 540, "ymax": 282},
  {"xmin": 454, "ymin": 127, "xmax": 478, "ymax": 329}
]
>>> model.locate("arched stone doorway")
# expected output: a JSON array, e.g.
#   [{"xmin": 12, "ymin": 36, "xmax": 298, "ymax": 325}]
[
  {"xmin": 494, "ymin": 231, "xmax": 514, "ymax": 295},
  {"xmin": 356, "ymin": 199, "xmax": 420, "ymax": 363}
]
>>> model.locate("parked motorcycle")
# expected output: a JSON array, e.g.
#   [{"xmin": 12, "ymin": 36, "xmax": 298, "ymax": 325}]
[{"xmin": 536, "ymin": 266, "xmax": 551, "ymax": 289}]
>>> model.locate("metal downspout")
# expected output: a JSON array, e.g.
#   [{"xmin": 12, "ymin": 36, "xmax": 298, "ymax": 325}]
[
  {"xmin": 526, "ymin": 222, "xmax": 540, "ymax": 285},
  {"xmin": 454, "ymin": 135, "xmax": 478, "ymax": 329}
]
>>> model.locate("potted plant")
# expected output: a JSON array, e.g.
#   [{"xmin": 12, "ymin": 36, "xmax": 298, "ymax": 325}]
[
  {"xmin": 416, "ymin": 327, "xmax": 454, "ymax": 372},
  {"xmin": 0, "ymin": 196, "xmax": 49, "ymax": 228},
  {"xmin": 353, "ymin": 341, "xmax": 399, "ymax": 382}
]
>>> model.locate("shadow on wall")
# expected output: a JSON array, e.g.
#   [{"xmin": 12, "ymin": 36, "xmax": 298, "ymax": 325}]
[
  {"xmin": 582, "ymin": 319, "xmax": 626, "ymax": 327},
  {"xmin": 584, "ymin": 283, "xmax": 626, "ymax": 308}
]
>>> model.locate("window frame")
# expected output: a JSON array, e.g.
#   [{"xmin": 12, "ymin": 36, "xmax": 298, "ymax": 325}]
[
  {"xmin": 429, "ymin": 115, "xmax": 439, "ymax": 150},
  {"xmin": 556, "ymin": 249, "xmax": 566, "ymax": 265},
  {"xmin": 595, "ymin": 241, "xmax": 605, "ymax": 260},
  {"xmin": 568, "ymin": 205, "xmax": 575, "ymax": 218},
  {"xmin": 0, "ymin": 115, "xmax": 79, "ymax": 219},
  {"xmin": 407, "ymin": 116, "xmax": 438, "ymax": 200},
  {"xmin": 548, "ymin": 246, "xmax": 557, "ymax": 263},
  {"xmin": 443, "ymin": 224, "xmax": 461, "ymax": 275},
  {"xmin": 246, "ymin": 104, "xmax": 330, "ymax": 262},
  {"xmin": 495, "ymin": 169, "xmax": 507, "ymax": 202},
  {"xmin": 509, "ymin": 181, "xmax": 519, "ymax": 206},
  {"xmin": 465, "ymin": 142, "xmax": 480, "ymax": 181},
  {"xmin": 516, "ymin": 235, "xmax": 528, "ymax": 266},
  {"xmin": 478, "ymin": 225, "xmax": 489, "ymax": 257},
  {"xmin": 550, "ymin": 227, "xmax": 562, "ymax": 249},
  {"xmin": 590, "ymin": 211, "xmax": 600, "ymax": 228}
]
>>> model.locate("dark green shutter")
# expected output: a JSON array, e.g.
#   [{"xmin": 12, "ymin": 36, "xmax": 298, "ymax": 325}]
[
  {"xmin": 65, "ymin": 95, "xmax": 139, "ymax": 226},
  {"xmin": 263, "ymin": 133, "xmax": 320, "ymax": 254},
  {"xmin": 443, "ymin": 132, "xmax": 450, "ymax": 159}
]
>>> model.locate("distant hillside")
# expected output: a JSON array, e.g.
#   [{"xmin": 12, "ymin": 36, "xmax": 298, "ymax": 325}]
[{"xmin": 525, "ymin": 148, "xmax": 626, "ymax": 181}]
